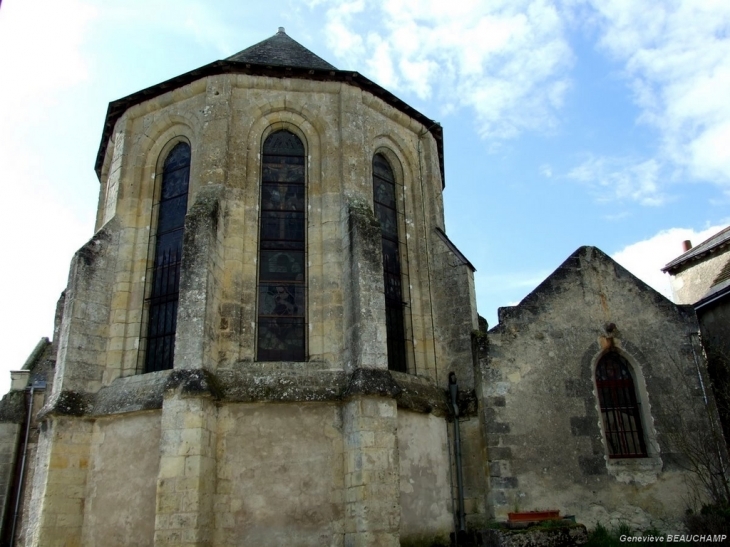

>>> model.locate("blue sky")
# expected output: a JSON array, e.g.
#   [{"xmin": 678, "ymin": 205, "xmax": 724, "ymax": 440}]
[{"xmin": 1, "ymin": 0, "xmax": 728, "ymax": 393}]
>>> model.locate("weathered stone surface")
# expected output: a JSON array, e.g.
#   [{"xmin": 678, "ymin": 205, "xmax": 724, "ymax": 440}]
[
  {"xmin": 398, "ymin": 411, "xmax": 452, "ymax": 545},
  {"xmin": 92, "ymin": 370, "xmax": 171, "ymax": 415},
  {"xmin": 37, "ymin": 366, "xmax": 452, "ymax": 418},
  {"xmin": 0, "ymin": 391, "xmax": 26, "ymax": 424},
  {"xmin": 345, "ymin": 368, "xmax": 402, "ymax": 399},
  {"xmin": 484, "ymin": 246, "xmax": 716, "ymax": 532},
  {"xmin": 82, "ymin": 412, "xmax": 161, "ymax": 547}
]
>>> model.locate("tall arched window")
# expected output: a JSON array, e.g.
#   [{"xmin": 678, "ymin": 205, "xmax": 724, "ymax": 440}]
[
  {"xmin": 143, "ymin": 142, "xmax": 191, "ymax": 373},
  {"xmin": 373, "ymin": 154, "xmax": 407, "ymax": 372},
  {"xmin": 256, "ymin": 130, "xmax": 306, "ymax": 361},
  {"xmin": 596, "ymin": 352, "xmax": 648, "ymax": 458}
]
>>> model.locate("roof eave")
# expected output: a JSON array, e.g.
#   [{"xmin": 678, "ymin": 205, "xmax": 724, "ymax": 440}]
[
  {"xmin": 662, "ymin": 242, "xmax": 730, "ymax": 274},
  {"xmin": 94, "ymin": 60, "xmax": 446, "ymax": 187}
]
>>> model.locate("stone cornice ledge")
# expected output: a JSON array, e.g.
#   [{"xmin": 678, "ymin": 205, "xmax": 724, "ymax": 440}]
[{"xmin": 39, "ymin": 367, "xmax": 455, "ymax": 418}]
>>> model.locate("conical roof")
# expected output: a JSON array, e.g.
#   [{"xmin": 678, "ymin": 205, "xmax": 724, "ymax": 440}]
[{"xmin": 227, "ymin": 27, "xmax": 336, "ymax": 70}]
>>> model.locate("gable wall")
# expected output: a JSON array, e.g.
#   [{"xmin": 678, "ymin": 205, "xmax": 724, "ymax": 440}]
[
  {"xmin": 484, "ymin": 247, "xmax": 714, "ymax": 532},
  {"xmin": 670, "ymin": 248, "xmax": 730, "ymax": 305}
]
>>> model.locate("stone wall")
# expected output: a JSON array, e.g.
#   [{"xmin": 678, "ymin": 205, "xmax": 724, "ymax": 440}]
[
  {"xmin": 398, "ymin": 410, "xmax": 452, "ymax": 545},
  {"xmin": 670, "ymin": 248, "xmax": 730, "ymax": 305},
  {"xmin": 214, "ymin": 402, "xmax": 344, "ymax": 546},
  {"xmin": 13, "ymin": 58, "xmax": 483, "ymax": 546},
  {"xmin": 82, "ymin": 412, "xmax": 161, "ymax": 547},
  {"xmin": 89, "ymin": 72, "xmax": 449, "ymax": 386},
  {"xmin": 0, "ymin": 422, "xmax": 20, "ymax": 537},
  {"xmin": 484, "ymin": 246, "xmax": 718, "ymax": 532}
]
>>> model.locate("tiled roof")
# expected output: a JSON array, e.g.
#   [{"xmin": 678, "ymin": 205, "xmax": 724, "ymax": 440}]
[
  {"xmin": 227, "ymin": 28, "xmax": 336, "ymax": 70},
  {"xmin": 662, "ymin": 225, "xmax": 730, "ymax": 273}
]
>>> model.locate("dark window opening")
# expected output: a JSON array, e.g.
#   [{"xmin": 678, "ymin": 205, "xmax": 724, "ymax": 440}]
[
  {"xmin": 373, "ymin": 154, "xmax": 407, "ymax": 373},
  {"xmin": 256, "ymin": 130, "xmax": 306, "ymax": 361},
  {"xmin": 144, "ymin": 142, "xmax": 190, "ymax": 373},
  {"xmin": 596, "ymin": 352, "xmax": 648, "ymax": 458}
]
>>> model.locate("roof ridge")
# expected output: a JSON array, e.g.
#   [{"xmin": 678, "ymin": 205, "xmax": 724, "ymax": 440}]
[
  {"xmin": 226, "ymin": 27, "xmax": 337, "ymax": 70},
  {"xmin": 663, "ymin": 224, "xmax": 730, "ymax": 272}
]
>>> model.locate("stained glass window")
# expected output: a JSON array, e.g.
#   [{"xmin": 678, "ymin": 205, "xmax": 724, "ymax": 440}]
[
  {"xmin": 373, "ymin": 154, "xmax": 407, "ymax": 372},
  {"xmin": 257, "ymin": 131, "xmax": 306, "ymax": 361},
  {"xmin": 596, "ymin": 352, "xmax": 648, "ymax": 458},
  {"xmin": 144, "ymin": 142, "xmax": 190, "ymax": 373}
]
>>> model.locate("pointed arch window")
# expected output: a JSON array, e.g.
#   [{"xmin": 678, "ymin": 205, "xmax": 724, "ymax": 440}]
[
  {"xmin": 373, "ymin": 154, "xmax": 407, "ymax": 372},
  {"xmin": 596, "ymin": 352, "xmax": 648, "ymax": 458},
  {"xmin": 143, "ymin": 142, "xmax": 190, "ymax": 373},
  {"xmin": 256, "ymin": 130, "xmax": 306, "ymax": 361}
]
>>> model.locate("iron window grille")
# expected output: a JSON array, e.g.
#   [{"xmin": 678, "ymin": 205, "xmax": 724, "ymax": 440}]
[
  {"xmin": 596, "ymin": 352, "xmax": 648, "ymax": 458},
  {"xmin": 373, "ymin": 154, "xmax": 407, "ymax": 373},
  {"xmin": 142, "ymin": 142, "xmax": 190, "ymax": 373}
]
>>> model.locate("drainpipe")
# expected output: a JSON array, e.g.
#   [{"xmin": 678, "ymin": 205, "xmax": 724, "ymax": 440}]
[
  {"xmin": 449, "ymin": 372, "xmax": 466, "ymax": 534},
  {"xmin": 10, "ymin": 380, "xmax": 46, "ymax": 546}
]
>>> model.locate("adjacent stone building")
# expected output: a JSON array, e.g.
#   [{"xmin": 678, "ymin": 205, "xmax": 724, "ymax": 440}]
[
  {"xmin": 483, "ymin": 247, "xmax": 725, "ymax": 532},
  {"xmin": 663, "ymin": 226, "xmax": 730, "ymax": 453},
  {"xmin": 0, "ymin": 29, "xmax": 724, "ymax": 546}
]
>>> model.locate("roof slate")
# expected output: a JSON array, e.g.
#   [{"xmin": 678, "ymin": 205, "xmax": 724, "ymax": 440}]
[
  {"xmin": 95, "ymin": 29, "xmax": 445, "ymax": 186},
  {"xmin": 227, "ymin": 28, "xmax": 336, "ymax": 70},
  {"xmin": 663, "ymin": 225, "xmax": 730, "ymax": 273}
]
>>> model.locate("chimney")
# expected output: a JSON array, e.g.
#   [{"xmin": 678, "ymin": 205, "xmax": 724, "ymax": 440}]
[{"xmin": 682, "ymin": 240, "xmax": 692, "ymax": 252}]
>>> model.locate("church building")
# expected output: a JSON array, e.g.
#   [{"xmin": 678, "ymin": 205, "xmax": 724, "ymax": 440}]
[{"xmin": 0, "ymin": 29, "xmax": 723, "ymax": 547}]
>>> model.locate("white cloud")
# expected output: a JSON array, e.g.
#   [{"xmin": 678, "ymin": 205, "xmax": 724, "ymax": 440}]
[
  {"xmin": 0, "ymin": 0, "xmax": 99, "ymax": 396},
  {"xmin": 313, "ymin": 0, "xmax": 573, "ymax": 139},
  {"xmin": 0, "ymin": 0, "xmax": 97, "ymax": 125},
  {"xmin": 566, "ymin": 155, "xmax": 668, "ymax": 206},
  {"xmin": 611, "ymin": 223, "xmax": 728, "ymax": 300},
  {"xmin": 0, "ymin": 142, "xmax": 91, "ymax": 396},
  {"xmin": 588, "ymin": 0, "xmax": 730, "ymax": 187}
]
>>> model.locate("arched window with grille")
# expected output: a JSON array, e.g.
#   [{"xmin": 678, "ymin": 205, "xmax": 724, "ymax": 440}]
[
  {"xmin": 143, "ymin": 141, "xmax": 191, "ymax": 373},
  {"xmin": 256, "ymin": 130, "xmax": 306, "ymax": 361},
  {"xmin": 596, "ymin": 352, "xmax": 648, "ymax": 458},
  {"xmin": 373, "ymin": 153, "xmax": 407, "ymax": 373}
]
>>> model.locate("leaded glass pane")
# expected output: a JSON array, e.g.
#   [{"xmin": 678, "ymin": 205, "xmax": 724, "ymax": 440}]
[
  {"xmin": 257, "ymin": 130, "xmax": 306, "ymax": 361},
  {"xmin": 263, "ymin": 131, "xmax": 305, "ymax": 155},
  {"xmin": 161, "ymin": 165, "xmax": 190, "ymax": 200},
  {"xmin": 261, "ymin": 184, "xmax": 305, "ymax": 211},
  {"xmin": 257, "ymin": 318, "xmax": 305, "ymax": 361},
  {"xmin": 259, "ymin": 251, "xmax": 305, "ymax": 282},
  {"xmin": 373, "ymin": 154, "xmax": 407, "ymax": 373},
  {"xmin": 144, "ymin": 142, "xmax": 190, "ymax": 373},
  {"xmin": 258, "ymin": 285, "xmax": 305, "ymax": 318},
  {"xmin": 381, "ymin": 238, "xmax": 401, "ymax": 276},
  {"xmin": 262, "ymin": 162, "xmax": 305, "ymax": 183},
  {"xmin": 375, "ymin": 203, "xmax": 398, "ymax": 240},
  {"xmin": 156, "ymin": 194, "xmax": 188, "ymax": 234},
  {"xmin": 154, "ymin": 230, "xmax": 184, "ymax": 258},
  {"xmin": 374, "ymin": 176, "xmax": 396, "ymax": 209},
  {"xmin": 373, "ymin": 154, "xmax": 395, "ymax": 182},
  {"xmin": 163, "ymin": 142, "xmax": 191, "ymax": 173},
  {"xmin": 260, "ymin": 212, "xmax": 306, "ymax": 248}
]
